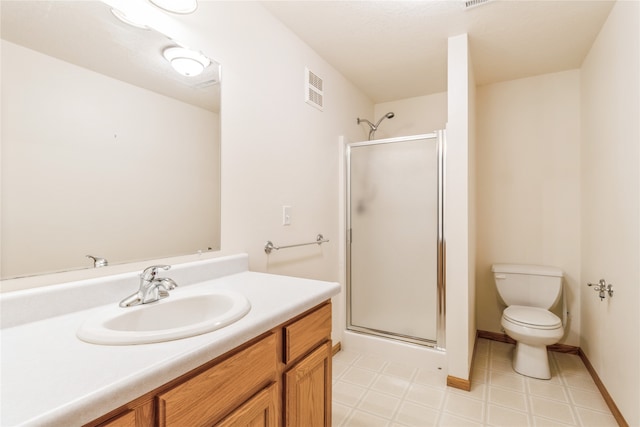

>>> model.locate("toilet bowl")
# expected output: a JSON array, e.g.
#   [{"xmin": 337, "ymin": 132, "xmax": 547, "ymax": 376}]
[
  {"xmin": 492, "ymin": 264, "xmax": 565, "ymax": 380},
  {"xmin": 501, "ymin": 305, "xmax": 563, "ymax": 379}
]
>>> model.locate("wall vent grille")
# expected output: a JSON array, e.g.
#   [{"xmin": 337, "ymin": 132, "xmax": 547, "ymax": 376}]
[
  {"xmin": 465, "ymin": 0, "xmax": 491, "ymax": 9},
  {"xmin": 305, "ymin": 67, "xmax": 324, "ymax": 111}
]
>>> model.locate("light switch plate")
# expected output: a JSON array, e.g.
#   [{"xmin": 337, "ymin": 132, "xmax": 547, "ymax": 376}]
[{"xmin": 283, "ymin": 205, "xmax": 292, "ymax": 226}]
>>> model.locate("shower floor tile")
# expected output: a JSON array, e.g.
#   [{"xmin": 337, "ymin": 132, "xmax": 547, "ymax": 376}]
[{"xmin": 332, "ymin": 338, "xmax": 615, "ymax": 427}]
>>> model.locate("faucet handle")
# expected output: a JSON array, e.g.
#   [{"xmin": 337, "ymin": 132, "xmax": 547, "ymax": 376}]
[
  {"xmin": 141, "ymin": 265, "xmax": 171, "ymax": 281},
  {"xmin": 86, "ymin": 255, "xmax": 108, "ymax": 268}
]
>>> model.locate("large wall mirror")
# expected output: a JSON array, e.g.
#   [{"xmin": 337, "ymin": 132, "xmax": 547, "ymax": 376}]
[{"xmin": 1, "ymin": 1, "xmax": 221, "ymax": 279}]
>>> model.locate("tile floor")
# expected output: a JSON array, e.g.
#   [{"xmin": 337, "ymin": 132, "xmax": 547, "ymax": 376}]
[{"xmin": 332, "ymin": 338, "xmax": 618, "ymax": 427}]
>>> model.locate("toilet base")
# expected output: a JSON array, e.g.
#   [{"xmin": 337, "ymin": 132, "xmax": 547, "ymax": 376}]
[{"xmin": 513, "ymin": 342, "xmax": 551, "ymax": 379}]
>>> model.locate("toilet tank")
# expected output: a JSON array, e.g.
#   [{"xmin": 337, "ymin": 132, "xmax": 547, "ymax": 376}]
[{"xmin": 492, "ymin": 264, "xmax": 563, "ymax": 309}]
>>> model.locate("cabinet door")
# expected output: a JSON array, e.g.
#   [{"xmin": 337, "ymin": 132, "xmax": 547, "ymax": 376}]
[
  {"xmin": 216, "ymin": 384, "xmax": 279, "ymax": 427},
  {"xmin": 99, "ymin": 410, "xmax": 135, "ymax": 427},
  {"xmin": 157, "ymin": 334, "xmax": 276, "ymax": 427},
  {"xmin": 284, "ymin": 341, "xmax": 331, "ymax": 427}
]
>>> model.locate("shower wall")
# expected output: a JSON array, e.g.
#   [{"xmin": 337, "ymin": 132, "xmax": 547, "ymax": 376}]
[{"xmin": 373, "ymin": 92, "xmax": 448, "ymax": 139}]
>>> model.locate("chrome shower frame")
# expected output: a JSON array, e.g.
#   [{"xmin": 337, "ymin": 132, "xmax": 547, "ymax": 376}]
[{"xmin": 345, "ymin": 131, "xmax": 446, "ymax": 350}]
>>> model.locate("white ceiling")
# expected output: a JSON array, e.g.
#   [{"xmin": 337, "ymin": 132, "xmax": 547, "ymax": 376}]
[
  {"xmin": 1, "ymin": 1, "xmax": 615, "ymax": 109},
  {"xmin": 261, "ymin": 0, "xmax": 616, "ymax": 103}
]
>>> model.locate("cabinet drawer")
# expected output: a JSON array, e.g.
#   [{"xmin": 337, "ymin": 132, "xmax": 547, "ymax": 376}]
[
  {"xmin": 283, "ymin": 303, "xmax": 331, "ymax": 364},
  {"xmin": 158, "ymin": 333, "xmax": 277, "ymax": 427}
]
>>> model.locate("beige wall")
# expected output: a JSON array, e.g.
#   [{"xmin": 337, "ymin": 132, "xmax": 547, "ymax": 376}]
[
  {"xmin": 475, "ymin": 70, "xmax": 582, "ymax": 346},
  {"xmin": 178, "ymin": 2, "xmax": 372, "ymax": 279},
  {"xmin": 580, "ymin": 1, "xmax": 639, "ymax": 425}
]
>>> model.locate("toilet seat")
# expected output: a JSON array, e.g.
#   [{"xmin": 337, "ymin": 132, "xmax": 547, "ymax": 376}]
[{"xmin": 503, "ymin": 305, "xmax": 561, "ymax": 330}]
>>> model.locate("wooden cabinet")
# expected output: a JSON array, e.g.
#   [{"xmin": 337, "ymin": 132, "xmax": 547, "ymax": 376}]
[
  {"xmin": 98, "ymin": 410, "xmax": 135, "ymax": 427},
  {"xmin": 158, "ymin": 333, "xmax": 277, "ymax": 426},
  {"xmin": 283, "ymin": 303, "xmax": 332, "ymax": 427},
  {"xmin": 97, "ymin": 400, "xmax": 154, "ymax": 427},
  {"xmin": 217, "ymin": 383, "xmax": 279, "ymax": 427},
  {"xmin": 89, "ymin": 302, "xmax": 331, "ymax": 427},
  {"xmin": 283, "ymin": 302, "xmax": 332, "ymax": 364},
  {"xmin": 284, "ymin": 341, "xmax": 332, "ymax": 427}
]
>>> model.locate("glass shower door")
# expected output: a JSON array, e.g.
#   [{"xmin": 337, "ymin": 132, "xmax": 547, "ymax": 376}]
[{"xmin": 347, "ymin": 132, "xmax": 444, "ymax": 346}]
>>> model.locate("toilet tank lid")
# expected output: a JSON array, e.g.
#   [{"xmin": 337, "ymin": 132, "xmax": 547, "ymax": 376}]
[{"xmin": 492, "ymin": 264, "xmax": 563, "ymax": 277}]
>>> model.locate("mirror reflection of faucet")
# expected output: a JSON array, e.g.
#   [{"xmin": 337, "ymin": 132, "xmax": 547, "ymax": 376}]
[
  {"xmin": 86, "ymin": 255, "xmax": 108, "ymax": 268},
  {"xmin": 119, "ymin": 265, "xmax": 178, "ymax": 308},
  {"xmin": 587, "ymin": 279, "xmax": 614, "ymax": 301}
]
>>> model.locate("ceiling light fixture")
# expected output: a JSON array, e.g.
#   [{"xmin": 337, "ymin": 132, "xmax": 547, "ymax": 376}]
[
  {"xmin": 110, "ymin": 8, "xmax": 150, "ymax": 30},
  {"xmin": 149, "ymin": 0, "xmax": 198, "ymax": 14},
  {"xmin": 163, "ymin": 47, "xmax": 210, "ymax": 77}
]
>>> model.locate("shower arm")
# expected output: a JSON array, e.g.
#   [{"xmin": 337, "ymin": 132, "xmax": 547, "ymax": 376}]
[
  {"xmin": 373, "ymin": 115, "xmax": 389, "ymax": 129},
  {"xmin": 369, "ymin": 116, "xmax": 390, "ymax": 140},
  {"xmin": 357, "ymin": 113, "xmax": 394, "ymax": 140}
]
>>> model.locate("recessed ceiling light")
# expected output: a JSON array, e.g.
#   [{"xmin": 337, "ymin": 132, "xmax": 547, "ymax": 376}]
[
  {"xmin": 163, "ymin": 47, "xmax": 211, "ymax": 77},
  {"xmin": 149, "ymin": 0, "xmax": 198, "ymax": 15}
]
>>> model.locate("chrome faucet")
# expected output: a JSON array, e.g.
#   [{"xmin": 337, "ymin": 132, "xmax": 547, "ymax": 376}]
[
  {"xmin": 119, "ymin": 265, "xmax": 178, "ymax": 308},
  {"xmin": 86, "ymin": 254, "xmax": 108, "ymax": 268}
]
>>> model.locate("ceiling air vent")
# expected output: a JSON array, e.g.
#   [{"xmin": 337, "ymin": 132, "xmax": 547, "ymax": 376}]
[
  {"xmin": 305, "ymin": 67, "xmax": 324, "ymax": 111},
  {"xmin": 465, "ymin": 0, "xmax": 491, "ymax": 9}
]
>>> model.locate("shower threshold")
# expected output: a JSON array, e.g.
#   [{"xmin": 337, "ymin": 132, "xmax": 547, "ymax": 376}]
[
  {"xmin": 347, "ymin": 325, "xmax": 439, "ymax": 348},
  {"xmin": 341, "ymin": 330, "xmax": 447, "ymax": 374}
]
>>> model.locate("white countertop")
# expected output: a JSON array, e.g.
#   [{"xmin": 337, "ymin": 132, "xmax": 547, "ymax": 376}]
[{"xmin": 0, "ymin": 257, "xmax": 340, "ymax": 426}]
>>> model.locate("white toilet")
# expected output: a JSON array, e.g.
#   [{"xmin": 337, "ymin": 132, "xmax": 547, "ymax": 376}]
[{"xmin": 491, "ymin": 263, "xmax": 564, "ymax": 380}]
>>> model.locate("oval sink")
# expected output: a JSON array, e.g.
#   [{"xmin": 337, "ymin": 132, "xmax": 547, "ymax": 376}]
[{"xmin": 77, "ymin": 289, "xmax": 251, "ymax": 345}]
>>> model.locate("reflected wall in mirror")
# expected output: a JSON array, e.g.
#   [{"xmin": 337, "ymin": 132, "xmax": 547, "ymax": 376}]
[{"xmin": 1, "ymin": 1, "xmax": 221, "ymax": 279}]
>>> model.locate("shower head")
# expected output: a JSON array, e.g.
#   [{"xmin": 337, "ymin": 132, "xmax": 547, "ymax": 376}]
[
  {"xmin": 375, "ymin": 112, "xmax": 395, "ymax": 128},
  {"xmin": 357, "ymin": 112, "xmax": 395, "ymax": 140}
]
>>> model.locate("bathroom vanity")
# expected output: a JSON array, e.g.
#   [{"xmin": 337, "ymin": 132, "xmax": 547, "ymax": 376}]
[
  {"xmin": 93, "ymin": 302, "xmax": 332, "ymax": 426},
  {"xmin": 0, "ymin": 254, "xmax": 340, "ymax": 426}
]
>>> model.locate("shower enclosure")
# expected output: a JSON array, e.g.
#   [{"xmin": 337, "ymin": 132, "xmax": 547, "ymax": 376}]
[{"xmin": 346, "ymin": 131, "xmax": 446, "ymax": 349}]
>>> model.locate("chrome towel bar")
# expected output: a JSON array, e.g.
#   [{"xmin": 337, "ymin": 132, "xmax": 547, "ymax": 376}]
[{"xmin": 264, "ymin": 234, "xmax": 329, "ymax": 254}]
